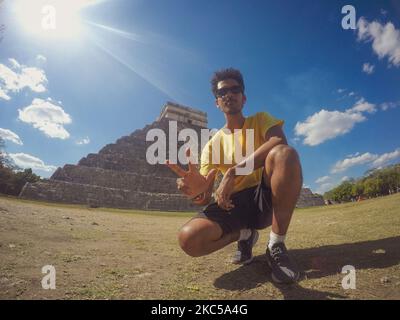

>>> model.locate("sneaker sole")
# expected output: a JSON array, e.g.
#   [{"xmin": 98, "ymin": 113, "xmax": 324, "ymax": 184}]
[{"xmin": 266, "ymin": 256, "xmax": 300, "ymax": 284}]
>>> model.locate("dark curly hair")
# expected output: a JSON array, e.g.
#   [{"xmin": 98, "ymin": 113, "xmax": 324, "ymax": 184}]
[{"xmin": 211, "ymin": 68, "xmax": 245, "ymax": 97}]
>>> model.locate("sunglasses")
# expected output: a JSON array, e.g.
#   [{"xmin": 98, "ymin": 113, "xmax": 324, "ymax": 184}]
[{"xmin": 216, "ymin": 85, "xmax": 243, "ymax": 97}]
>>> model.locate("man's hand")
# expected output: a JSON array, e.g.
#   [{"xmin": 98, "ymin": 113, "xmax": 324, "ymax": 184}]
[
  {"xmin": 214, "ymin": 168, "xmax": 236, "ymax": 211},
  {"xmin": 191, "ymin": 192, "xmax": 207, "ymax": 206},
  {"xmin": 165, "ymin": 148, "xmax": 217, "ymax": 200}
]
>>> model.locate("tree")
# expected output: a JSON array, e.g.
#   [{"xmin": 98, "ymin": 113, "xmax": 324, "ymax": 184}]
[
  {"xmin": 0, "ymin": 137, "xmax": 7, "ymax": 165},
  {"xmin": 11, "ymin": 168, "xmax": 40, "ymax": 195},
  {"xmin": 378, "ymin": 167, "xmax": 399, "ymax": 194},
  {"xmin": 363, "ymin": 178, "xmax": 383, "ymax": 198},
  {"xmin": 0, "ymin": 137, "xmax": 17, "ymax": 169},
  {"xmin": 351, "ymin": 181, "xmax": 364, "ymax": 198},
  {"xmin": 0, "ymin": 138, "xmax": 40, "ymax": 196},
  {"xmin": 331, "ymin": 181, "xmax": 353, "ymax": 202}
]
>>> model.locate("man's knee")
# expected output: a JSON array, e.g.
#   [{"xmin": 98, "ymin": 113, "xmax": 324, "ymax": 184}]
[
  {"xmin": 178, "ymin": 225, "xmax": 204, "ymax": 257},
  {"xmin": 265, "ymin": 144, "xmax": 300, "ymax": 167}
]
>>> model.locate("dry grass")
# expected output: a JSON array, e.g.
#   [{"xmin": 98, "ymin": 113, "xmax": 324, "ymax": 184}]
[{"xmin": 0, "ymin": 193, "xmax": 399, "ymax": 300}]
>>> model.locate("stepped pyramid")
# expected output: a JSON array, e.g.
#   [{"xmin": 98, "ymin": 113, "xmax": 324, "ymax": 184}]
[
  {"xmin": 296, "ymin": 188, "xmax": 325, "ymax": 208},
  {"xmin": 19, "ymin": 102, "xmax": 208, "ymax": 211},
  {"xmin": 19, "ymin": 101, "xmax": 324, "ymax": 210}
]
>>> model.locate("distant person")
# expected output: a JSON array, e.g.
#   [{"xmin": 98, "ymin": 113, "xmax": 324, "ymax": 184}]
[{"xmin": 166, "ymin": 68, "xmax": 303, "ymax": 284}]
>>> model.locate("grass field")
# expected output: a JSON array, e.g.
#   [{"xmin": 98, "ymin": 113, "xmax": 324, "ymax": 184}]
[{"xmin": 0, "ymin": 193, "xmax": 399, "ymax": 300}]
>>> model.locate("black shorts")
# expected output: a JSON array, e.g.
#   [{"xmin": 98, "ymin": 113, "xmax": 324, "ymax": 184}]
[{"xmin": 193, "ymin": 174, "xmax": 273, "ymax": 236}]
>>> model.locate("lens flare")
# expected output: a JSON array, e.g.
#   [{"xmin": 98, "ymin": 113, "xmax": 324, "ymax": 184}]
[{"xmin": 13, "ymin": 0, "xmax": 99, "ymax": 40}]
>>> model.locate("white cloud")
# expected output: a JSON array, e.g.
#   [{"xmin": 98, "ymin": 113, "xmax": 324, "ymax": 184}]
[
  {"xmin": 331, "ymin": 148, "xmax": 400, "ymax": 173},
  {"xmin": 18, "ymin": 67, "xmax": 47, "ymax": 92},
  {"xmin": 362, "ymin": 62, "xmax": 375, "ymax": 74},
  {"xmin": 315, "ymin": 176, "xmax": 355, "ymax": 194},
  {"xmin": 348, "ymin": 91, "xmax": 355, "ymax": 96},
  {"xmin": 357, "ymin": 17, "xmax": 400, "ymax": 67},
  {"xmin": 18, "ymin": 98, "xmax": 72, "ymax": 139},
  {"xmin": 8, "ymin": 153, "xmax": 57, "ymax": 172},
  {"xmin": 337, "ymin": 88, "xmax": 346, "ymax": 93},
  {"xmin": 8, "ymin": 58, "xmax": 21, "ymax": 69},
  {"xmin": 290, "ymin": 137, "xmax": 300, "ymax": 145},
  {"xmin": 381, "ymin": 9, "xmax": 388, "ymax": 16},
  {"xmin": 295, "ymin": 98, "xmax": 378, "ymax": 146},
  {"xmin": 76, "ymin": 137, "xmax": 90, "ymax": 145},
  {"xmin": 380, "ymin": 101, "xmax": 400, "ymax": 111},
  {"xmin": 0, "ymin": 58, "xmax": 47, "ymax": 100},
  {"xmin": 332, "ymin": 152, "xmax": 378, "ymax": 173},
  {"xmin": 315, "ymin": 183, "xmax": 334, "ymax": 195},
  {"xmin": 294, "ymin": 109, "xmax": 366, "ymax": 146},
  {"xmin": 0, "ymin": 87, "xmax": 10, "ymax": 100},
  {"xmin": 315, "ymin": 176, "xmax": 330, "ymax": 184},
  {"xmin": 36, "ymin": 55, "xmax": 47, "ymax": 63},
  {"xmin": 346, "ymin": 152, "xmax": 360, "ymax": 158},
  {"xmin": 349, "ymin": 98, "xmax": 377, "ymax": 114},
  {"xmin": 371, "ymin": 149, "xmax": 400, "ymax": 167},
  {"xmin": 0, "ymin": 128, "xmax": 23, "ymax": 145}
]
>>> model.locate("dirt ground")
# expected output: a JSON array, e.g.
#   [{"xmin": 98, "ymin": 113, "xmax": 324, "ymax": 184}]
[{"xmin": 0, "ymin": 194, "xmax": 399, "ymax": 300}]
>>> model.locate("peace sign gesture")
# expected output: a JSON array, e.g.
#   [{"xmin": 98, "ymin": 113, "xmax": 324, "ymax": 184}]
[{"xmin": 165, "ymin": 148, "xmax": 217, "ymax": 199}]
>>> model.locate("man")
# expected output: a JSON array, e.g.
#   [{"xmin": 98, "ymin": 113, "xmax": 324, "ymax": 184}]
[{"xmin": 166, "ymin": 68, "xmax": 303, "ymax": 284}]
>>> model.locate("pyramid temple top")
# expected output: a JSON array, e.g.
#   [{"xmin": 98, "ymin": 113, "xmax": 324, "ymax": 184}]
[{"xmin": 157, "ymin": 101, "xmax": 208, "ymax": 128}]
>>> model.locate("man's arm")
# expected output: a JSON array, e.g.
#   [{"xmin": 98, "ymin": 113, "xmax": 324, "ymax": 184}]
[
  {"xmin": 214, "ymin": 124, "xmax": 287, "ymax": 210},
  {"xmin": 228, "ymin": 124, "xmax": 287, "ymax": 177},
  {"xmin": 165, "ymin": 148, "xmax": 217, "ymax": 202}
]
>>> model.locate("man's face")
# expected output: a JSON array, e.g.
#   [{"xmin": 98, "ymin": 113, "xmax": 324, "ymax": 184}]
[{"xmin": 215, "ymin": 79, "xmax": 246, "ymax": 115}]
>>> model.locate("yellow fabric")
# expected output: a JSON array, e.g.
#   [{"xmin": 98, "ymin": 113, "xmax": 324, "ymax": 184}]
[{"xmin": 200, "ymin": 112, "xmax": 284, "ymax": 194}]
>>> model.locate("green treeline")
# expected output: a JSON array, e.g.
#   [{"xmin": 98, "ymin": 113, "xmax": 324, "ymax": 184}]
[{"xmin": 324, "ymin": 163, "xmax": 400, "ymax": 202}]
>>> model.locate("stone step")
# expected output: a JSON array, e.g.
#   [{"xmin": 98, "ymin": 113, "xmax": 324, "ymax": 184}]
[
  {"xmin": 19, "ymin": 180, "xmax": 197, "ymax": 211},
  {"xmin": 77, "ymin": 156, "xmax": 178, "ymax": 177},
  {"xmin": 77, "ymin": 119, "xmax": 205, "ymax": 171},
  {"xmin": 51, "ymin": 164, "xmax": 182, "ymax": 194}
]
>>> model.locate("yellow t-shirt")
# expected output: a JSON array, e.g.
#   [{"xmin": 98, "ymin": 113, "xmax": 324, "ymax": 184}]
[{"xmin": 199, "ymin": 112, "xmax": 284, "ymax": 194}]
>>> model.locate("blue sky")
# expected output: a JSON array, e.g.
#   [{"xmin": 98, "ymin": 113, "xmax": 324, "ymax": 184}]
[{"xmin": 1, "ymin": 0, "xmax": 399, "ymax": 194}]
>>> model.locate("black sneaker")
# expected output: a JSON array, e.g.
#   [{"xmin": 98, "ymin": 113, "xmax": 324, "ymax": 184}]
[
  {"xmin": 231, "ymin": 229, "xmax": 259, "ymax": 265},
  {"xmin": 266, "ymin": 242, "xmax": 300, "ymax": 284}
]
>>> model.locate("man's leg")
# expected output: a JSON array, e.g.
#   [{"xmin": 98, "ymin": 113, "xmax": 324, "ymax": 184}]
[
  {"xmin": 263, "ymin": 144, "xmax": 303, "ymax": 283},
  {"xmin": 263, "ymin": 144, "xmax": 303, "ymax": 236},
  {"xmin": 178, "ymin": 218, "xmax": 239, "ymax": 257}
]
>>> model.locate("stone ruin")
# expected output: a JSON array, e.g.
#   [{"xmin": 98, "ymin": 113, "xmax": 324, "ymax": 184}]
[
  {"xmin": 296, "ymin": 188, "xmax": 325, "ymax": 208},
  {"xmin": 19, "ymin": 102, "xmax": 325, "ymax": 211}
]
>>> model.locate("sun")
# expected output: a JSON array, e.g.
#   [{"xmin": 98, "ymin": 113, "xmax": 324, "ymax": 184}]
[{"xmin": 13, "ymin": 0, "xmax": 100, "ymax": 40}]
